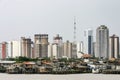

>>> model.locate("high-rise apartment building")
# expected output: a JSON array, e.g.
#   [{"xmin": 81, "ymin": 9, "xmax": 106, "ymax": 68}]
[
  {"xmin": 48, "ymin": 34, "xmax": 64, "ymax": 59},
  {"xmin": 52, "ymin": 44, "xmax": 59, "ymax": 59},
  {"xmin": 53, "ymin": 34, "xmax": 63, "ymax": 58},
  {"xmin": 34, "ymin": 34, "xmax": 41, "ymax": 58},
  {"xmin": 63, "ymin": 40, "xmax": 72, "ymax": 58},
  {"xmin": 7, "ymin": 41, "xmax": 13, "ymax": 58},
  {"xmin": 31, "ymin": 43, "xmax": 34, "ymax": 58},
  {"xmin": 0, "ymin": 37, "xmax": 33, "ymax": 59},
  {"xmin": 84, "ymin": 29, "xmax": 93, "ymax": 55},
  {"xmin": 72, "ymin": 42, "xmax": 77, "ymax": 58},
  {"xmin": 21, "ymin": 37, "xmax": 32, "ymax": 58},
  {"xmin": 12, "ymin": 41, "xmax": 21, "ymax": 58},
  {"xmin": 109, "ymin": 34, "xmax": 119, "ymax": 59},
  {"xmin": 48, "ymin": 44, "xmax": 53, "ymax": 58},
  {"xmin": 34, "ymin": 34, "xmax": 49, "ymax": 58},
  {"xmin": 53, "ymin": 34, "xmax": 62, "ymax": 44},
  {"xmin": 77, "ymin": 41, "xmax": 84, "ymax": 58},
  {"xmin": 0, "ymin": 42, "xmax": 8, "ymax": 59},
  {"xmin": 48, "ymin": 43, "xmax": 59, "ymax": 59},
  {"xmin": 96, "ymin": 25, "xmax": 109, "ymax": 59}
]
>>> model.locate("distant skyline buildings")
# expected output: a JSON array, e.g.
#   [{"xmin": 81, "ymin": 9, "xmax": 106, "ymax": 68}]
[
  {"xmin": 0, "ymin": 25, "xmax": 120, "ymax": 59},
  {"xmin": 0, "ymin": 0, "xmax": 119, "ymax": 58}
]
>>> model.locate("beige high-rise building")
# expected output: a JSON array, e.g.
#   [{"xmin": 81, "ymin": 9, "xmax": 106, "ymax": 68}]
[
  {"xmin": 31, "ymin": 43, "xmax": 34, "ymax": 58},
  {"xmin": 109, "ymin": 34, "xmax": 119, "ymax": 59},
  {"xmin": 34, "ymin": 34, "xmax": 41, "ymax": 58},
  {"xmin": 63, "ymin": 41, "xmax": 72, "ymax": 58},
  {"xmin": 53, "ymin": 34, "xmax": 63, "ymax": 58},
  {"xmin": 21, "ymin": 37, "xmax": 32, "ymax": 58},
  {"xmin": 34, "ymin": 34, "xmax": 49, "ymax": 58},
  {"xmin": 72, "ymin": 42, "xmax": 77, "ymax": 58},
  {"xmin": 48, "ymin": 34, "xmax": 63, "ymax": 59}
]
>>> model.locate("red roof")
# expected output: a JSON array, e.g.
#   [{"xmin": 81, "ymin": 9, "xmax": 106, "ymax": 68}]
[
  {"xmin": 82, "ymin": 54, "xmax": 91, "ymax": 58},
  {"xmin": 23, "ymin": 62, "xmax": 35, "ymax": 65}
]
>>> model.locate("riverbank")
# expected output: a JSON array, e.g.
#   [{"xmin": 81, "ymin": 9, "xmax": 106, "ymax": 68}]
[{"xmin": 0, "ymin": 73, "xmax": 120, "ymax": 80}]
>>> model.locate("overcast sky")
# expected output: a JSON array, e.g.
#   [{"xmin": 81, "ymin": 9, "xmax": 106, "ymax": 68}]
[{"xmin": 0, "ymin": 0, "xmax": 120, "ymax": 42}]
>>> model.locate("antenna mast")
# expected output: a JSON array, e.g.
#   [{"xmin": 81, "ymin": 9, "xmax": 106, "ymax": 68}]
[{"xmin": 74, "ymin": 16, "xmax": 76, "ymax": 42}]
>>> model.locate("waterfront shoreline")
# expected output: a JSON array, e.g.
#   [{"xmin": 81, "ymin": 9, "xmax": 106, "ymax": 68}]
[{"xmin": 0, "ymin": 73, "xmax": 120, "ymax": 80}]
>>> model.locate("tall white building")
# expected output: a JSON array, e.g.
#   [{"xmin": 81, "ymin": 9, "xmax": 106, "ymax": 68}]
[
  {"xmin": 96, "ymin": 25, "xmax": 109, "ymax": 59},
  {"xmin": 48, "ymin": 44, "xmax": 52, "ymax": 58},
  {"xmin": 12, "ymin": 41, "xmax": 21, "ymax": 58},
  {"xmin": 77, "ymin": 41, "xmax": 84, "ymax": 58},
  {"xmin": 80, "ymin": 41, "xmax": 84, "ymax": 53},
  {"xmin": 52, "ymin": 44, "xmax": 59, "ymax": 59},
  {"xmin": 48, "ymin": 43, "xmax": 59, "ymax": 59},
  {"xmin": 84, "ymin": 29, "xmax": 93, "ymax": 55},
  {"xmin": 8, "ymin": 41, "xmax": 21, "ymax": 58},
  {"xmin": 7, "ymin": 41, "xmax": 13, "ymax": 58}
]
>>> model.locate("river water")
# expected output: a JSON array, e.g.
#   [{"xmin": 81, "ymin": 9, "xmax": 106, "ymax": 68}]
[{"xmin": 0, "ymin": 73, "xmax": 120, "ymax": 80}]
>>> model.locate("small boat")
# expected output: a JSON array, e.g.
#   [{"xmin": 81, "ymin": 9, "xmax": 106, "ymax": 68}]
[{"xmin": 92, "ymin": 68, "xmax": 100, "ymax": 74}]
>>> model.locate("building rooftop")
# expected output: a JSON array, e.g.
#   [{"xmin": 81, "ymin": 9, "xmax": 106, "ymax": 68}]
[
  {"xmin": 98, "ymin": 25, "xmax": 108, "ymax": 29},
  {"xmin": 0, "ymin": 61, "xmax": 16, "ymax": 64}
]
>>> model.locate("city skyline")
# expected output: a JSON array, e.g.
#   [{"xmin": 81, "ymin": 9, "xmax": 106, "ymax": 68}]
[
  {"xmin": 0, "ymin": 26, "xmax": 119, "ymax": 59},
  {"xmin": 0, "ymin": 0, "xmax": 120, "ymax": 42},
  {"xmin": 1, "ymin": 0, "xmax": 120, "ymax": 79}
]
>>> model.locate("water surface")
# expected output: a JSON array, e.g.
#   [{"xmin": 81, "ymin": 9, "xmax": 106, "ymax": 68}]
[{"xmin": 0, "ymin": 73, "xmax": 120, "ymax": 80}]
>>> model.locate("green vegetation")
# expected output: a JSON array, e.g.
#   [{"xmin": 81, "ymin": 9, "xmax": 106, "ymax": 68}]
[
  {"xmin": 58, "ymin": 58, "xmax": 68, "ymax": 62},
  {"xmin": 6, "ymin": 56, "xmax": 38, "ymax": 62}
]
